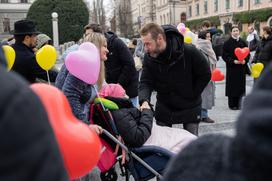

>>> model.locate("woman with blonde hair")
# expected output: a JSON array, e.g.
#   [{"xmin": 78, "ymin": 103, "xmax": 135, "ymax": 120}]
[{"xmin": 55, "ymin": 32, "xmax": 108, "ymax": 125}]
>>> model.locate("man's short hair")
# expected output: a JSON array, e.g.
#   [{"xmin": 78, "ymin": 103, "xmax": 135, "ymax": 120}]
[
  {"xmin": 263, "ymin": 26, "xmax": 271, "ymax": 35},
  {"xmin": 140, "ymin": 23, "xmax": 165, "ymax": 40},
  {"xmin": 202, "ymin": 20, "xmax": 211, "ymax": 28},
  {"xmin": 84, "ymin": 23, "xmax": 103, "ymax": 33}
]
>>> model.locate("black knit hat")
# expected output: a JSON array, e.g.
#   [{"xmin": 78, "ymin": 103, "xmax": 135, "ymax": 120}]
[
  {"xmin": 13, "ymin": 20, "xmax": 39, "ymax": 35},
  {"xmin": 163, "ymin": 63, "xmax": 272, "ymax": 181}
]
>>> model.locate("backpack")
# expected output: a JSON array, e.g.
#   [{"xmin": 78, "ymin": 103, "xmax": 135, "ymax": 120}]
[
  {"xmin": 212, "ymin": 33, "xmax": 225, "ymax": 57},
  {"xmin": 212, "ymin": 33, "xmax": 225, "ymax": 47}
]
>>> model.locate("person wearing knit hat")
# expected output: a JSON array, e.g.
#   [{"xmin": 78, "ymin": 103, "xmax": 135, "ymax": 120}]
[
  {"xmin": 162, "ymin": 62, "xmax": 272, "ymax": 181},
  {"xmin": 36, "ymin": 33, "xmax": 52, "ymax": 50}
]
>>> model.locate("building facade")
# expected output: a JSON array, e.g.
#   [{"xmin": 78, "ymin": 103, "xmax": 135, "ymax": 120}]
[
  {"xmin": 156, "ymin": 0, "xmax": 186, "ymax": 25},
  {"xmin": 186, "ymin": 0, "xmax": 272, "ymax": 33},
  {"xmin": 131, "ymin": 0, "xmax": 156, "ymax": 36},
  {"xmin": 130, "ymin": 0, "xmax": 186, "ymax": 36}
]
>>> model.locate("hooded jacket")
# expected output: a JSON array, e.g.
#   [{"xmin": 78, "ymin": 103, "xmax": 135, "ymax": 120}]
[
  {"xmin": 163, "ymin": 62, "xmax": 272, "ymax": 181},
  {"xmin": 0, "ymin": 46, "xmax": 68, "ymax": 181},
  {"xmin": 253, "ymin": 34, "xmax": 272, "ymax": 67},
  {"xmin": 102, "ymin": 97, "xmax": 153, "ymax": 148},
  {"xmin": 139, "ymin": 25, "xmax": 211, "ymax": 124},
  {"xmin": 104, "ymin": 32, "xmax": 139, "ymax": 98}
]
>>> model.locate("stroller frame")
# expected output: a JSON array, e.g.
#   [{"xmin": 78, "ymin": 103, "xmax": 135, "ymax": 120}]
[
  {"xmin": 90, "ymin": 98, "xmax": 172, "ymax": 181},
  {"xmin": 102, "ymin": 129, "xmax": 163, "ymax": 180}
]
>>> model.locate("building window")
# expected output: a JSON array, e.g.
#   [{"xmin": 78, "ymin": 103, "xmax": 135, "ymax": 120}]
[
  {"xmin": 238, "ymin": 0, "xmax": 243, "ymax": 7},
  {"xmin": 21, "ymin": 0, "xmax": 28, "ymax": 2},
  {"xmin": 163, "ymin": 14, "xmax": 166, "ymax": 24},
  {"xmin": 195, "ymin": 3, "xmax": 199, "ymax": 16},
  {"xmin": 204, "ymin": 0, "xmax": 208, "ymax": 14},
  {"xmin": 254, "ymin": 0, "xmax": 261, "ymax": 4},
  {"xmin": 226, "ymin": 0, "xmax": 230, "ymax": 9},
  {"xmin": 188, "ymin": 6, "xmax": 192, "ymax": 17},
  {"xmin": 1, "ymin": 0, "xmax": 9, "ymax": 3},
  {"xmin": 214, "ymin": 0, "xmax": 218, "ymax": 12},
  {"xmin": 3, "ymin": 18, "xmax": 10, "ymax": 32}
]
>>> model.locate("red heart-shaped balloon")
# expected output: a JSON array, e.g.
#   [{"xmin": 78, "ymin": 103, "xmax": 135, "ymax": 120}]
[
  {"xmin": 211, "ymin": 68, "xmax": 225, "ymax": 81},
  {"xmin": 31, "ymin": 83, "xmax": 101, "ymax": 180},
  {"xmin": 234, "ymin": 47, "xmax": 250, "ymax": 61}
]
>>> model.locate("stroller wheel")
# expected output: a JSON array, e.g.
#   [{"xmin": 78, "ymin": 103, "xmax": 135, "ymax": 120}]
[{"xmin": 100, "ymin": 167, "xmax": 118, "ymax": 181}]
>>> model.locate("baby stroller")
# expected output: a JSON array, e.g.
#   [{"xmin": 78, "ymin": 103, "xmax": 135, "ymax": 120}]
[{"xmin": 89, "ymin": 97, "xmax": 173, "ymax": 181}]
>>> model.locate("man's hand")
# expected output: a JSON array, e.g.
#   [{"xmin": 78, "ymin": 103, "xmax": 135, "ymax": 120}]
[
  {"xmin": 140, "ymin": 101, "xmax": 150, "ymax": 111},
  {"xmin": 89, "ymin": 125, "xmax": 103, "ymax": 135}
]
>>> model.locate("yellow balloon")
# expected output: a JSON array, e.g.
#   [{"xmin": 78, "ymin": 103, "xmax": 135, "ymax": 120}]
[
  {"xmin": 36, "ymin": 45, "xmax": 57, "ymax": 71},
  {"xmin": 251, "ymin": 63, "xmax": 264, "ymax": 78},
  {"xmin": 2, "ymin": 45, "xmax": 16, "ymax": 71},
  {"xmin": 186, "ymin": 27, "xmax": 190, "ymax": 32},
  {"xmin": 184, "ymin": 36, "xmax": 192, "ymax": 44}
]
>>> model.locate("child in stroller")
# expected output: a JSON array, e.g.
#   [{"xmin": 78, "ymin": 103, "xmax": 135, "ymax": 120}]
[
  {"xmin": 89, "ymin": 84, "xmax": 197, "ymax": 181},
  {"xmin": 98, "ymin": 84, "xmax": 197, "ymax": 153}
]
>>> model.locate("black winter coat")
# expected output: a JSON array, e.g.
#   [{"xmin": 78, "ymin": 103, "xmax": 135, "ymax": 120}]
[
  {"xmin": 222, "ymin": 37, "xmax": 249, "ymax": 97},
  {"xmin": 111, "ymin": 108, "xmax": 153, "ymax": 148},
  {"xmin": 163, "ymin": 62, "xmax": 272, "ymax": 181},
  {"xmin": 0, "ymin": 46, "xmax": 68, "ymax": 181},
  {"xmin": 11, "ymin": 42, "xmax": 57, "ymax": 83},
  {"xmin": 139, "ymin": 25, "xmax": 211, "ymax": 124},
  {"xmin": 104, "ymin": 32, "xmax": 139, "ymax": 98},
  {"xmin": 253, "ymin": 34, "xmax": 272, "ymax": 67}
]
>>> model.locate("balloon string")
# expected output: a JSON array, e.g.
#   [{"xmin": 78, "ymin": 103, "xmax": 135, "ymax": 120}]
[
  {"xmin": 46, "ymin": 71, "xmax": 51, "ymax": 85},
  {"xmin": 93, "ymin": 86, "xmax": 106, "ymax": 111}
]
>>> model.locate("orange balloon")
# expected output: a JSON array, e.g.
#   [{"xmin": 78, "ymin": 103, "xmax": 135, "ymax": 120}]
[{"xmin": 31, "ymin": 83, "xmax": 101, "ymax": 180}]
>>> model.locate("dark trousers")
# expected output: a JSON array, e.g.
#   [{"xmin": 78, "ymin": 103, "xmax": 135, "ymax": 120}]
[
  {"xmin": 228, "ymin": 96, "xmax": 241, "ymax": 109},
  {"xmin": 156, "ymin": 121, "xmax": 199, "ymax": 136}
]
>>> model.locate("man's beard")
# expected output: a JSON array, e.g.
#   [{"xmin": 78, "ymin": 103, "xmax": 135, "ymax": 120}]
[{"xmin": 149, "ymin": 43, "xmax": 161, "ymax": 58}]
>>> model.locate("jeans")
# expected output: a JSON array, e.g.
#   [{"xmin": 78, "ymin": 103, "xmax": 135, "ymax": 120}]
[
  {"xmin": 156, "ymin": 121, "xmax": 199, "ymax": 136},
  {"xmin": 201, "ymin": 108, "xmax": 208, "ymax": 119}
]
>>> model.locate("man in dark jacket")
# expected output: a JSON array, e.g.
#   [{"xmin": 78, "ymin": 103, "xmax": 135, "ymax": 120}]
[
  {"xmin": 253, "ymin": 26, "xmax": 272, "ymax": 68},
  {"xmin": 0, "ymin": 46, "xmax": 68, "ymax": 180},
  {"xmin": 104, "ymin": 31, "xmax": 139, "ymax": 107},
  {"xmin": 139, "ymin": 23, "xmax": 211, "ymax": 135},
  {"xmin": 162, "ymin": 62, "xmax": 272, "ymax": 181},
  {"xmin": 11, "ymin": 19, "xmax": 57, "ymax": 83}
]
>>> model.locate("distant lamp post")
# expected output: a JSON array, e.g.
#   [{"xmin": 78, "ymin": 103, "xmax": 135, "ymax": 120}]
[{"xmin": 51, "ymin": 12, "xmax": 59, "ymax": 49}]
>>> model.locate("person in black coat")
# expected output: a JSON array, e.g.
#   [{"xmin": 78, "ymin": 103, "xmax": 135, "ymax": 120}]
[
  {"xmin": 11, "ymin": 20, "xmax": 57, "ymax": 83},
  {"xmin": 162, "ymin": 62, "xmax": 272, "ymax": 181},
  {"xmin": 222, "ymin": 25, "xmax": 249, "ymax": 110},
  {"xmin": 0, "ymin": 45, "xmax": 68, "ymax": 181},
  {"xmin": 253, "ymin": 26, "xmax": 272, "ymax": 68},
  {"xmin": 139, "ymin": 23, "xmax": 211, "ymax": 135},
  {"xmin": 104, "ymin": 32, "xmax": 139, "ymax": 107}
]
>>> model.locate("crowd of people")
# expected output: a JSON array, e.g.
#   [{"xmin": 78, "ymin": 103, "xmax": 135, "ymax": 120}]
[{"xmin": 0, "ymin": 17, "xmax": 272, "ymax": 181}]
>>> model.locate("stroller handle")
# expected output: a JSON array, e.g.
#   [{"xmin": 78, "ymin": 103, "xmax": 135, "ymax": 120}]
[{"xmin": 102, "ymin": 129, "xmax": 163, "ymax": 180}]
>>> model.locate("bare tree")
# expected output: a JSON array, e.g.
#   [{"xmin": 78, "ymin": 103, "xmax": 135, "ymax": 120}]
[
  {"xmin": 90, "ymin": 0, "xmax": 106, "ymax": 31},
  {"xmin": 117, "ymin": 0, "xmax": 133, "ymax": 38}
]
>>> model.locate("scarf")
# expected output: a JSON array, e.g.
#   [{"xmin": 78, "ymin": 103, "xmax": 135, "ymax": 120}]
[
  {"xmin": 196, "ymin": 39, "xmax": 217, "ymax": 65},
  {"xmin": 232, "ymin": 35, "xmax": 240, "ymax": 41}
]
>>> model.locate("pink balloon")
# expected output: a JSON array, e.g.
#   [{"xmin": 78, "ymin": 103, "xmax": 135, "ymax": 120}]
[
  {"xmin": 177, "ymin": 23, "xmax": 186, "ymax": 34},
  {"xmin": 65, "ymin": 42, "xmax": 100, "ymax": 84}
]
